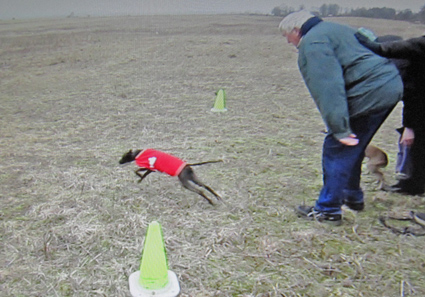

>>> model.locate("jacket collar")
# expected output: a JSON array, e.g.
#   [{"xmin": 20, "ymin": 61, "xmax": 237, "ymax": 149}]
[{"xmin": 300, "ymin": 16, "xmax": 323, "ymax": 37}]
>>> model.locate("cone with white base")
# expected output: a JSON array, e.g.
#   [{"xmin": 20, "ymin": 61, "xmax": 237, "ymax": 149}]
[{"xmin": 129, "ymin": 221, "xmax": 180, "ymax": 297}]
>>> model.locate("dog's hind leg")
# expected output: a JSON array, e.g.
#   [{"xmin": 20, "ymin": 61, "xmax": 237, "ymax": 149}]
[
  {"xmin": 180, "ymin": 179, "xmax": 214, "ymax": 205},
  {"xmin": 366, "ymin": 163, "xmax": 389, "ymax": 190},
  {"xmin": 178, "ymin": 168, "xmax": 214, "ymax": 205},
  {"xmin": 179, "ymin": 167, "xmax": 221, "ymax": 202},
  {"xmin": 190, "ymin": 174, "xmax": 221, "ymax": 201}
]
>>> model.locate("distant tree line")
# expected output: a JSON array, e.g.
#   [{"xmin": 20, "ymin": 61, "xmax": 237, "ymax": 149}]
[{"xmin": 272, "ymin": 3, "xmax": 425, "ymax": 24}]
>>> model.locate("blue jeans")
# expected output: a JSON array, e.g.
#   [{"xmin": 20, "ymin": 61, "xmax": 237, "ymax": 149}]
[
  {"xmin": 315, "ymin": 80, "xmax": 403, "ymax": 214},
  {"xmin": 395, "ymin": 127, "xmax": 413, "ymax": 179}
]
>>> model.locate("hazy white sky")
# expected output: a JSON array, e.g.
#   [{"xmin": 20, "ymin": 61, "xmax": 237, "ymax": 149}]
[{"xmin": 1, "ymin": 0, "xmax": 424, "ymax": 19}]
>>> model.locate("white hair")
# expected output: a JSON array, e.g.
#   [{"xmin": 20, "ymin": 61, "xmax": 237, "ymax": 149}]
[{"xmin": 278, "ymin": 10, "xmax": 315, "ymax": 35}]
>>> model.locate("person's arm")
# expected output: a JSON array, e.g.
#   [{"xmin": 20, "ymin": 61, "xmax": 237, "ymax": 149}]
[
  {"xmin": 380, "ymin": 37, "xmax": 425, "ymax": 59},
  {"xmin": 400, "ymin": 127, "xmax": 415, "ymax": 146},
  {"xmin": 299, "ymin": 41, "xmax": 354, "ymax": 142},
  {"xmin": 356, "ymin": 32, "xmax": 425, "ymax": 60}
]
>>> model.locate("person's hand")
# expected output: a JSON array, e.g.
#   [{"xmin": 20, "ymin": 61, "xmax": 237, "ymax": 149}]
[
  {"xmin": 354, "ymin": 31, "xmax": 382, "ymax": 54},
  {"xmin": 400, "ymin": 127, "xmax": 414, "ymax": 146},
  {"xmin": 339, "ymin": 134, "xmax": 359, "ymax": 146}
]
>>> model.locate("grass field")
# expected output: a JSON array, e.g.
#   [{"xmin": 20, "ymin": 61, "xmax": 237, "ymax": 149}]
[{"xmin": 1, "ymin": 14, "xmax": 425, "ymax": 296}]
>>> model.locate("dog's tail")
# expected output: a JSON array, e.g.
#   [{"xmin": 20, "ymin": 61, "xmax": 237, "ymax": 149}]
[{"xmin": 187, "ymin": 160, "xmax": 223, "ymax": 166}]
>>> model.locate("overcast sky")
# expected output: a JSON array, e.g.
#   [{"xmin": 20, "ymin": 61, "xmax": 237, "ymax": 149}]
[{"xmin": 1, "ymin": 0, "xmax": 424, "ymax": 19}]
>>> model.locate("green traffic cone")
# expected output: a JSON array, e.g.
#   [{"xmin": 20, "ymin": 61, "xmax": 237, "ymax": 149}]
[
  {"xmin": 139, "ymin": 221, "xmax": 169, "ymax": 290},
  {"xmin": 129, "ymin": 221, "xmax": 180, "ymax": 297},
  {"xmin": 211, "ymin": 89, "xmax": 227, "ymax": 112}
]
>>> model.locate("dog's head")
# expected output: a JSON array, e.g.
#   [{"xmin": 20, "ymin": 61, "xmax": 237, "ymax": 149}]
[{"xmin": 119, "ymin": 149, "xmax": 141, "ymax": 164}]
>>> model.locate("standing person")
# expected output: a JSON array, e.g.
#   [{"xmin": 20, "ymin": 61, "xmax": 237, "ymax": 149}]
[
  {"xmin": 278, "ymin": 11, "xmax": 403, "ymax": 225},
  {"xmin": 355, "ymin": 32, "xmax": 425, "ymax": 195}
]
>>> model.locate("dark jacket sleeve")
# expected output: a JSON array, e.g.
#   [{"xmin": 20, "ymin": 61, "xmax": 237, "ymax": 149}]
[
  {"xmin": 379, "ymin": 37, "xmax": 425, "ymax": 131},
  {"xmin": 380, "ymin": 36, "xmax": 425, "ymax": 60},
  {"xmin": 391, "ymin": 58, "xmax": 425, "ymax": 131}
]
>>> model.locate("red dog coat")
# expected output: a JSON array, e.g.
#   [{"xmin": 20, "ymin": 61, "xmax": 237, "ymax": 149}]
[{"xmin": 135, "ymin": 149, "xmax": 187, "ymax": 176}]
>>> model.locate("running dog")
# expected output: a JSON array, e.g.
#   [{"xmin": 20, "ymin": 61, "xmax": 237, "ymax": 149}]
[{"xmin": 119, "ymin": 149, "xmax": 222, "ymax": 205}]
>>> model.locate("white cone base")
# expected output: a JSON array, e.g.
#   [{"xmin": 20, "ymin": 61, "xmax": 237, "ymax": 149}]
[
  {"xmin": 129, "ymin": 270, "xmax": 180, "ymax": 297},
  {"xmin": 211, "ymin": 107, "xmax": 227, "ymax": 112}
]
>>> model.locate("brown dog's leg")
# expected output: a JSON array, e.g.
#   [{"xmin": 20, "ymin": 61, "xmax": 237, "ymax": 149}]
[
  {"xmin": 365, "ymin": 145, "xmax": 388, "ymax": 189},
  {"xmin": 178, "ymin": 167, "xmax": 215, "ymax": 205}
]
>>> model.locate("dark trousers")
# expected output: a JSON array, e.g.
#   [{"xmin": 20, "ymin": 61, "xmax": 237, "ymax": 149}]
[
  {"xmin": 315, "ymin": 107, "xmax": 395, "ymax": 214},
  {"xmin": 397, "ymin": 128, "xmax": 425, "ymax": 194}
]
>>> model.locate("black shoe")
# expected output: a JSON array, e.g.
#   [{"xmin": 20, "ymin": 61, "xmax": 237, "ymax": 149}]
[
  {"xmin": 382, "ymin": 184, "xmax": 402, "ymax": 193},
  {"xmin": 344, "ymin": 201, "xmax": 364, "ymax": 211},
  {"xmin": 384, "ymin": 185, "xmax": 424, "ymax": 195},
  {"xmin": 383, "ymin": 180, "xmax": 424, "ymax": 195},
  {"xmin": 295, "ymin": 205, "xmax": 342, "ymax": 226},
  {"xmin": 395, "ymin": 172, "xmax": 410, "ymax": 180},
  {"xmin": 397, "ymin": 188, "xmax": 424, "ymax": 195}
]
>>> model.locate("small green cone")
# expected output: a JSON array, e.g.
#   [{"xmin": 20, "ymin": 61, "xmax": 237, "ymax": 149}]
[
  {"xmin": 139, "ymin": 221, "xmax": 169, "ymax": 290},
  {"xmin": 211, "ymin": 89, "xmax": 227, "ymax": 112}
]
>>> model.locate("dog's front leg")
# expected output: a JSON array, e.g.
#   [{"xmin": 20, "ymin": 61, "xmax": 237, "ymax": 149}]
[{"xmin": 135, "ymin": 169, "xmax": 152, "ymax": 183}]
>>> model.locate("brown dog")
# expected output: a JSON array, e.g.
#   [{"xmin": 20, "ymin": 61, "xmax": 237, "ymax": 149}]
[
  {"xmin": 119, "ymin": 149, "xmax": 222, "ymax": 205},
  {"xmin": 364, "ymin": 144, "xmax": 388, "ymax": 189}
]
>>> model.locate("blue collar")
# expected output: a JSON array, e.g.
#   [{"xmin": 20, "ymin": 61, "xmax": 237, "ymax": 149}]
[{"xmin": 300, "ymin": 16, "xmax": 323, "ymax": 37}]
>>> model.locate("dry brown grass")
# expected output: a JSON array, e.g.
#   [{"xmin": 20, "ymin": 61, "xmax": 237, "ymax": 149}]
[{"xmin": 1, "ymin": 15, "xmax": 425, "ymax": 296}]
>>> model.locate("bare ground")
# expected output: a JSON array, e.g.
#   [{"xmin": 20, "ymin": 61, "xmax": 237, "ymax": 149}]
[{"xmin": 1, "ymin": 15, "xmax": 425, "ymax": 296}]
